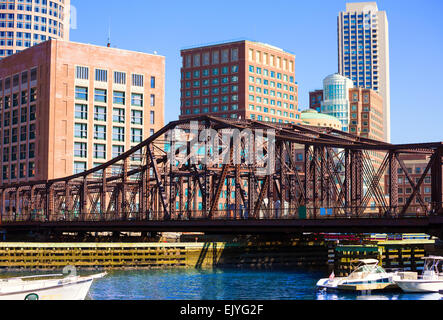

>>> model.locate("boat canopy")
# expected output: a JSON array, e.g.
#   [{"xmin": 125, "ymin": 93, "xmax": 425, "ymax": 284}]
[
  {"xmin": 422, "ymin": 256, "xmax": 443, "ymax": 261},
  {"xmin": 352, "ymin": 259, "xmax": 379, "ymax": 265}
]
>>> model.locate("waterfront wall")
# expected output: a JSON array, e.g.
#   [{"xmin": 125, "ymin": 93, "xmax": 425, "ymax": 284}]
[{"xmin": 0, "ymin": 240, "xmax": 330, "ymax": 270}]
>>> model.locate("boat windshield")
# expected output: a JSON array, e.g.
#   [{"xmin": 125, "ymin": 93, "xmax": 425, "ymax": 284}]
[{"xmin": 350, "ymin": 263, "xmax": 386, "ymax": 277}]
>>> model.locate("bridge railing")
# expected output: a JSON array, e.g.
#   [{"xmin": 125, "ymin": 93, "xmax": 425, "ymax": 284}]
[{"xmin": 0, "ymin": 205, "xmax": 437, "ymax": 224}]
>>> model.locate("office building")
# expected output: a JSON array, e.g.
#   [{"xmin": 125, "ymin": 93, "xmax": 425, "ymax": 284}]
[
  {"xmin": 309, "ymin": 90, "xmax": 323, "ymax": 112},
  {"xmin": 179, "ymin": 40, "xmax": 300, "ymax": 124},
  {"xmin": 338, "ymin": 2, "xmax": 390, "ymax": 142},
  {"xmin": 0, "ymin": 0, "xmax": 70, "ymax": 59},
  {"xmin": 0, "ymin": 39, "xmax": 165, "ymax": 183},
  {"xmin": 309, "ymin": 73, "xmax": 384, "ymax": 140}
]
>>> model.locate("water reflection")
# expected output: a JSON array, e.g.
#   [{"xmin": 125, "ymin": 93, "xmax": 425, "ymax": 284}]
[{"xmin": 84, "ymin": 269, "xmax": 443, "ymax": 301}]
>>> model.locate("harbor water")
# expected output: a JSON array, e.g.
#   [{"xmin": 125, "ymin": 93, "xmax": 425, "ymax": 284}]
[{"xmin": 86, "ymin": 268, "xmax": 443, "ymax": 301}]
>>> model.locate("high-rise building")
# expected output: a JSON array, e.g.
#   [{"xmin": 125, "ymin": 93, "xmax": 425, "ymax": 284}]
[
  {"xmin": 348, "ymin": 87, "xmax": 384, "ymax": 141},
  {"xmin": 0, "ymin": 0, "xmax": 70, "ymax": 59},
  {"xmin": 309, "ymin": 90, "xmax": 323, "ymax": 112},
  {"xmin": 338, "ymin": 2, "xmax": 390, "ymax": 142},
  {"xmin": 0, "ymin": 39, "xmax": 165, "ymax": 183},
  {"xmin": 318, "ymin": 73, "xmax": 355, "ymax": 132},
  {"xmin": 309, "ymin": 73, "xmax": 384, "ymax": 141},
  {"xmin": 179, "ymin": 40, "xmax": 301, "ymax": 124}
]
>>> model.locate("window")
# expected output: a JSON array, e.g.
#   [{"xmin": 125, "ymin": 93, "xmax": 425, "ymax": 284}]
[
  {"xmin": 74, "ymin": 142, "xmax": 87, "ymax": 158},
  {"xmin": 94, "ymin": 125, "xmax": 106, "ymax": 140},
  {"xmin": 132, "ymin": 74, "xmax": 144, "ymax": 87},
  {"xmin": 150, "ymin": 111, "xmax": 155, "ymax": 124},
  {"xmin": 150, "ymin": 94, "xmax": 155, "ymax": 107},
  {"xmin": 95, "ymin": 69, "xmax": 107, "ymax": 82},
  {"xmin": 112, "ymin": 145, "xmax": 125, "ymax": 158},
  {"xmin": 113, "ymin": 91, "xmax": 125, "ymax": 105},
  {"xmin": 114, "ymin": 71, "xmax": 126, "ymax": 85},
  {"xmin": 29, "ymin": 143, "xmax": 35, "ymax": 158},
  {"xmin": 75, "ymin": 66, "xmax": 89, "ymax": 80},
  {"xmin": 94, "ymin": 144, "xmax": 106, "ymax": 159},
  {"xmin": 150, "ymin": 76, "xmax": 156, "ymax": 89},
  {"xmin": 74, "ymin": 123, "xmax": 87, "ymax": 139},
  {"xmin": 131, "ymin": 110, "xmax": 143, "ymax": 125},
  {"xmin": 74, "ymin": 162, "xmax": 86, "ymax": 174},
  {"xmin": 113, "ymin": 108, "xmax": 125, "ymax": 123},
  {"xmin": 94, "ymin": 89, "xmax": 107, "ymax": 103},
  {"xmin": 131, "ymin": 93, "xmax": 143, "ymax": 107},
  {"xmin": 75, "ymin": 87, "xmax": 88, "ymax": 100},
  {"xmin": 112, "ymin": 127, "xmax": 125, "ymax": 142},
  {"xmin": 131, "ymin": 128, "xmax": 143, "ymax": 143},
  {"xmin": 94, "ymin": 106, "xmax": 106, "ymax": 122}
]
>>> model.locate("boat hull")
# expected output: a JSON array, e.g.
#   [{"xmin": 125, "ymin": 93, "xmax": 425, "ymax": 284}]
[
  {"xmin": 0, "ymin": 278, "xmax": 94, "ymax": 300},
  {"xmin": 395, "ymin": 280, "xmax": 443, "ymax": 293}
]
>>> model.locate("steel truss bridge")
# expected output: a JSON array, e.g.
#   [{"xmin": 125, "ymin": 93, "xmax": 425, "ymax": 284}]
[{"xmin": 1, "ymin": 116, "xmax": 442, "ymax": 237}]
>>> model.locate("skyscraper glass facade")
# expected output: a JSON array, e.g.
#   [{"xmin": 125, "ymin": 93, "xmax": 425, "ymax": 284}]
[{"xmin": 0, "ymin": 0, "xmax": 70, "ymax": 59}]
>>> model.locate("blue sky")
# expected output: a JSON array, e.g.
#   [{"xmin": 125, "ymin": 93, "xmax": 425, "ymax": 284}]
[{"xmin": 70, "ymin": 0, "xmax": 443, "ymax": 144}]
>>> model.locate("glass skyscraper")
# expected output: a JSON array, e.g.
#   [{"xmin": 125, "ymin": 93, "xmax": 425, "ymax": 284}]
[
  {"xmin": 320, "ymin": 73, "xmax": 354, "ymax": 133},
  {"xmin": 0, "ymin": 0, "xmax": 70, "ymax": 59},
  {"xmin": 338, "ymin": 2, "xmax": 390, "ymax": 142}
]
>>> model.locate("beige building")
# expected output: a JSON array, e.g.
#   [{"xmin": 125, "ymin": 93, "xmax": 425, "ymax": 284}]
[
  {"xmin": 0, "ymin": 0, "xmax": 70, "ymax": 58},
  {"xmin": 0, "ymin": 39, "xmax": 165, "ymax": 184},
  {"xmin": 300, "ymin": 109, "xmax": 342, "ymax": 130},
  {"xmin": 338, "ymin": 2, "xmax": 390, "ymax": 142}
]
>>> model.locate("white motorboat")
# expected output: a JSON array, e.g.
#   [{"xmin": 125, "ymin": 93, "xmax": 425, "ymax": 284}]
[
  {"xmin": 394, "ymin": 256, "xmax": 443, "ymax": 293},
  {"xmin": 316, "ymin": 259, "xmax": 398, "ymax": 292},
  {"xmin": 0, "ymin": 272, "xmax": 106, "ymax": 300}
]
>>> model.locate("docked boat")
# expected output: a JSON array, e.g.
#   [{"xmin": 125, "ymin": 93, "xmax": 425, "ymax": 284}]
[
  {"xmin": 0, "ymin": 272, "xmax": 106, "ymax": 300},
  {"xmin": 394, "ymin": 256, "xmax": 443, "ymax": 293},
  {"xmin": 316, "ymin": 259, "xmax": 399, "ymax": 292}
]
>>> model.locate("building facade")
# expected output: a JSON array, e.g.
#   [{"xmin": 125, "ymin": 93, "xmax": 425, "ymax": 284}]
[
  {"xmin": 180, "ymin": 40, "xmax": 300, "ymax": 124},
  {"xmin": 338, "ymin": 1, "xmax": 390, "ymax": 142},
  {"xmin": 318, "ymin": 73, "xmax": 355, "ymax": 133},
  {"xmin": 348, "ymin": 87, "xmax": 384, "ymax": 141},
  {"xmin": 309, "ymin": 89, "xmax": 323, "ymax": 112},
  {"xmin": 0, "ymin": 39, "xmax": 164, "ymax": 184},
  {"xmin": 300, "ymin": 109, "xmax": 342, "ymax": 130},
  {"xmin": 0, "ymin": 0, "xmax": 70, "ymax": 59},
  {"xmin": 384, "ymin": 154, "xmax": 434, "ymax": 214}
]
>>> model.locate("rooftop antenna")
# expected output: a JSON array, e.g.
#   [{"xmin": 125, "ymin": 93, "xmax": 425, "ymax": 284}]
[{"xmin": 107, "ymin": 17, "xmax": 111, "ymax": 48}]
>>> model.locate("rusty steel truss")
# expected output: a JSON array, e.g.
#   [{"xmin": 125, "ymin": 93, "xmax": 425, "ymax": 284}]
[{"xmin": 0, "ymin": 116, "xmax": 442, "ymax": 227}]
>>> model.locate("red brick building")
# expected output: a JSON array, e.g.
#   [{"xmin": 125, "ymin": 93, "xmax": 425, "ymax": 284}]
[
  {"xmin": 0, "ymin": 39, "xmax": 165, "ymax": 183},
  {"xmin": 384, "ymin": 154, "xmax": 434, "ymax": 213},
  {"xmin": 180, "ymin": 40, "xmax": 300, "ymax": 123}
]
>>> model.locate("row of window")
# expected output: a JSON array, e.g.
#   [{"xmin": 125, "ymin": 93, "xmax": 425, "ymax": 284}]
[
  {"xmin": 74, "ymin": 120, "xmax": 155, "ymax": 142},
  {"xmin": 0, "ymin": 69, "xmax": 37, "ymax": 90},
  {"xmin": 74, "ymin": 141, "xmax": 150, "ymax": 160},
  {"xmin": 183, "ymin": 76, "xmax": 239, "ymax": 88},
  {"xmin": 0, "ymin": 21, "xmax": 60, "ymax": 35},
  {"xmin": 249, "ymin": 65, "xmax": 294, "ymax": 83},
  {"xmin": 1, "ymin": 124, "xmax": 36, "ymax": 144},
  {"xmin": 249, "ymin": 114, "xmax": 299, "ymax": 123},
  {"xmin": 2, "ymin": 143, "xmax": 35, "ymax": 163},
  {"xmin": 75, "ymin": 66, "xmax": 156, "ymax": 88},
  {"xmin": 248, "ymin": 76, "xmax": 298, "ymax": 92},
  {"xmin": 183, "ymin": 65, "xmax": 239, "ymax": 79},
  {"xmin": 183, "ymin": 85, "xmax": 238, "ymax": 97},
  {"xmin": 248, "ymin": 48, "xmax": 294, "ymax": 72},
  {"xmin": 74, "ymin": 87, "xmax": 155, "ymax": 107},
  {"xmin": 2, "ymin": 161, "xmax": 35, "ymax": 180},
  {"xmin": 183, "ymin": 48, "xmax": 239, "ymax": 68},
  {"xmin": 74, "ymin": 105, "xmax": 144, "ymax": 125}
]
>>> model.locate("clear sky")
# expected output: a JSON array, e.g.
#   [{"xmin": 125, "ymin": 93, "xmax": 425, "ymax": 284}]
[{"xmin": 70, "ymin": 0, "xmax": 443, "ymax": 145}]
